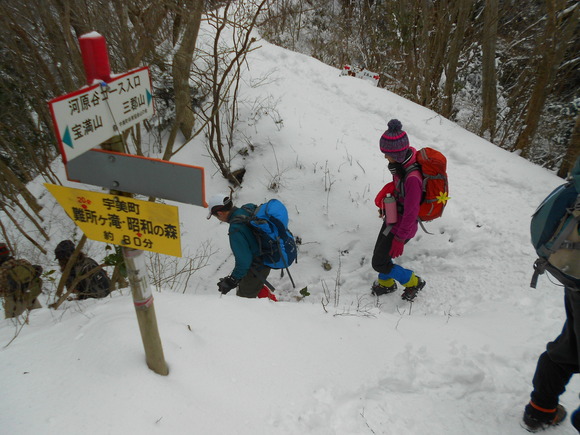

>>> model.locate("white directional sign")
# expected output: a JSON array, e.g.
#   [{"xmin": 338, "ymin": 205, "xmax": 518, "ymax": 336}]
[{"xmin": 49, "ymin": 66, "xmax": 154, "ymax": 163}]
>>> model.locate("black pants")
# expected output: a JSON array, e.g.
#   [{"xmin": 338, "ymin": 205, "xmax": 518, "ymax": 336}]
[
  {"xmin": 371, "ymin": 223, "xmax": 395, "ymax": 275},
  {"xmin": 531, "ymin": 288, "xmax": 580, "ymax": 410}
]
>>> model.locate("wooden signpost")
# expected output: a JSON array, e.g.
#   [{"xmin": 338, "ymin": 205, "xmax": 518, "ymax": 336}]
[{"xmin": 47, "ymin": 32, "xmax": 207, "ymax": 376}]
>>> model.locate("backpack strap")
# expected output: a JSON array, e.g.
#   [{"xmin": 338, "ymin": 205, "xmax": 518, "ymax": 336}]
[
  {"xmin": 396, "ymin": 163, "xmax": 421, "ymax": 198},
  {"xmin": 396, "ymin": 163, "xmax": 432, "ymax": 234},
  {"xmin": 418, "ymin": 220, "xmax": 434, "ymax": 235},
  {"xmin": 230, "ymin": 205, "xmax": 270, "ymax": 263},
  {"xmin": 228, "ymin": 206, "xmax": 254, "ymax": 238},
  {"xmin": 531, "ymin": 258, "xmax": 580, "ymax": 290},
  {"xmin": 382, "ymin": 224, "xmax": 394, "ymax": 237},
  {"xmin": 544, "ymin": 215, "xmax": 580, "ymax": 255},
  {"xmin": 531, "ymin": 258, "xmax": 548, "ymax": 289},
  {"xmin": 229, "ymin": 205, "xmax": 255, "ymax": 225}
]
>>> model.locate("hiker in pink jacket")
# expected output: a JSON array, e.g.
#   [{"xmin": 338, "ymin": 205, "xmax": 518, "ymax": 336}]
[{"xmin": 371, "ymin": 119, "xmax": 426, "ymax": 301}]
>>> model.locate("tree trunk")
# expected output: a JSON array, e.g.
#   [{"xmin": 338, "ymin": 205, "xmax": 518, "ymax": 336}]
[
  {"xmin": 424, "ymin": 0, "xmax": 455, "ymax": 110},
  {"xmin": 0, "ymin": 204, "xmax": 47, "ymax": 254},
  {"xmin": 480, "ymin": 0, "xmax": 498, "ymax": 141},
  {"xmin": 172, "ymin": 0, "xmax": 204, "ymax": 141},
  {"xmin": 162, "ymin": 0, "xmax": 204, "ymax": 160},
  {"xmin": 557, "ymin": 111, "xmax": 580, "ymax": 178},
  {"xmin": 0, "ymin": 158, "xmax": 43, "ymax": 215},
  {"xmin": 513, "ymin": 0, "xmax": 578, "ymax": 157},
  {"xmin": 442, "ymin": 0, "xmax": 474, "ymax": 119}
]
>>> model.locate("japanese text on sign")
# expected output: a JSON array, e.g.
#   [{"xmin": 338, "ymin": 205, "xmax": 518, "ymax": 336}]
[
  {"xmin": 65, "ymin": 74, "xmax": 148, "ymax": 138},
  {"xmin": 48, "ymin": 66, "xmax": 154, "ymax": 163},
  {"xmin": 45, "ymin": 184, "xmax": 181, "ymax": 257}
]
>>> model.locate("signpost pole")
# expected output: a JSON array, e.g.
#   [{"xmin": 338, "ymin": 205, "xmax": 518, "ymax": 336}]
[
  {"xmin": 78, "ymin": 33, "xmax": 168, "ymax": 376},
  {"xmin": 122, "ymin": 248, "xmax": 168, "ymax": 375}
]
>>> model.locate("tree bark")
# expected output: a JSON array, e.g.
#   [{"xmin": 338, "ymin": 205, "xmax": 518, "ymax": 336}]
[
  {"xmin": 513, "ymin": 0, "xmax": 579, "ymax": 157},
  {"xmin": 480, "ymin": 0, "xmax": 498, "ymax": 141},
  {"xmin": 557, "ymin": 111, "xmax": 580, "ymax": 178},
  {"xmin": 162, "ymin": 0, "xmax": 204, "ymax": 160},
  {"xmin": 0, "ymin": 158, "xmax": 43, "ymax": 215},
  {"xmin": 442, "ymin": 0, "xmax": 474, "ymax": 119},
  {"xmin": 172, "ymin": 0, "xmax": 204, "ymax": 140},
  {"xmin": 0, "ymin": 204, "xmax": 47, "ymax": 254}
]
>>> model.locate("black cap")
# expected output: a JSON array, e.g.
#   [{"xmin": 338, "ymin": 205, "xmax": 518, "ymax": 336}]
[{"xmin": 55, "ymin": 240, "xmax": 75, "ymax": 260}]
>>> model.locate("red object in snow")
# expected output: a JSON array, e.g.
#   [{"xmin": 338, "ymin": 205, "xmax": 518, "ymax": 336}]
[{"xmin": 258, "ymin": 285, "xmax": 278, "ymax": 301}]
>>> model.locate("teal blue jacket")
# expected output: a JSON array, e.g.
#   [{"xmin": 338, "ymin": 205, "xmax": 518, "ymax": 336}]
[{"xmin": 228, "ymin": 205, "xmax": 261, "ymax": 280}]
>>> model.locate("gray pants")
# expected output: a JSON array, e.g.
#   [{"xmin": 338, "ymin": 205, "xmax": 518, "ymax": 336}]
[{"xmin": 237, "ymin": 267, "xmax": 271, "ymax": 298}]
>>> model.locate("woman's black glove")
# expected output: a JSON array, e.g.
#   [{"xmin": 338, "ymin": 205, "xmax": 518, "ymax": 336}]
[{"xmin": 217, "ymin": 276, "xmax": 239, "ymax": 294}]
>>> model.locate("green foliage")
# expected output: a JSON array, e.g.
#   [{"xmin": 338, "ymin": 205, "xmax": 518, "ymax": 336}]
[
  {"xmin": 41, "ymin": 269, "xmax": 57, "ymax": 279},
  {"xmin": 103, "ymin": 245, "xmax": 127, "ymax": 278}
]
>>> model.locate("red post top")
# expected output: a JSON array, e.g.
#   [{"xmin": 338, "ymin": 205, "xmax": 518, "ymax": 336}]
[{"xmin": 78, "ymin": 32, "xmax": 112, "ymax": 85}]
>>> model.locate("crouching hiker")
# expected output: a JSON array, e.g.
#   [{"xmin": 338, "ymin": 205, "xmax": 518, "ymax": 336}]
[
  {"xmin": 0, "ymin": 243, "xmax": 43, "ymax": 319},
  {"xmin": 54, "ymin": 240, "xmax": 111, "ymax": 301},
  {"xmin": 207, "ymin": 194, "xmax": 277, "ymax": 301}
]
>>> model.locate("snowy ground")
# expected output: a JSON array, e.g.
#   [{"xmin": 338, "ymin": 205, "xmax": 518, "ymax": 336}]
[{"xmin": 1, "ymin": 26, "xmax": 578, "ymax": 435}]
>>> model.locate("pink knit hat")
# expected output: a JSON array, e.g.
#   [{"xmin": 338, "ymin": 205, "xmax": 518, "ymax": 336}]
[{"xmin": 379, "ymin": 119, "xmax": 410, "ymax": 162}]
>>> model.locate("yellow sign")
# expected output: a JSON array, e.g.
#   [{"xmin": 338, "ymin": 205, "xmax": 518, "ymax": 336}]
[{"xmin": 46, "ymin": 184, "xmax": 181, "ymax": 257}]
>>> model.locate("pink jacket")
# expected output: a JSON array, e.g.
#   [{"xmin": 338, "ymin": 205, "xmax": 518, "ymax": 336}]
[{"xmin": 374, "ymin": 149, "xmax": 423, "ymax": 240}]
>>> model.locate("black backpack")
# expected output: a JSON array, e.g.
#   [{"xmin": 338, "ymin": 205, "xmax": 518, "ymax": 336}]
[{"xmin": 76, "ymin": 258, "xmax": 111, "ymax": 299}]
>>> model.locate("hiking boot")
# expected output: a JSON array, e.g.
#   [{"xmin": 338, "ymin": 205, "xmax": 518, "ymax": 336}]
[
  {"xmin": 371, "ymin": 280, "xmax": 397, "ymax": 296},
  {"xmin": 522, "ymin": 403, "xmax": 567, "ymax": 433},
  {"xmin": 401, "ymin": 276, "xmax": 425, "ymax": 301}
]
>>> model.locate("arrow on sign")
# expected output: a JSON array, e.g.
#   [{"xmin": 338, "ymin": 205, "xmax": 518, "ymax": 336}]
[
  {"xmin": 62, "ymin": 127, "xmax": 73, "ymax": 148},
  {"xmin": 147, "ymin": 89, "xmax": 152, "ymax": 106}
]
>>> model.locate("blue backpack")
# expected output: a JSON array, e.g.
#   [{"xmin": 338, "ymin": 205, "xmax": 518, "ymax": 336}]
[
  {"xmin": 233, "ymin": 199, "xmax": 297, "ymax": 286},
  {"xmin": 530, "ymin": 158, "xmax": 580, "ymax": 290}
]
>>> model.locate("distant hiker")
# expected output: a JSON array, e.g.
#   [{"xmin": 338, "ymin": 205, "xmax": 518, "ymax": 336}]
[
  {"xmin": 54, "ymin": 240, "xmax": 111, "ymax": 300},
  {"xmin": 207, "ymin": 194, "xmax": 277, "ymax": 301},
  {"xmin": 0, "ymin": 242, "xmax": 43, "ymax": 319},
  {"xmin": 521, "ymin": 156, "xmax": 580, "ymax": 433},
  {"xmin": 371, "ymin": 119, "xmax": 426, "ymax": 301}
]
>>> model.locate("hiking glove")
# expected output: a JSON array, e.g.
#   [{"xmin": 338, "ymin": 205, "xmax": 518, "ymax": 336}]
[
  {"xmin": 217, "ymin": 276, "xmax": 239, "ymax": 294},
  {"xmin": 33, "ymin": 265, "xmax": 43, "ymax": 277},
  {"xmin": 389, "ymin": 237, "xmax": 405, "ymax": 259}
]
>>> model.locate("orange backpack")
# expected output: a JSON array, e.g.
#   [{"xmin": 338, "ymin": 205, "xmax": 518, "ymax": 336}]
[{"xmin": 402, "ymin": 147, "xmax": 449, "ymax": 222}]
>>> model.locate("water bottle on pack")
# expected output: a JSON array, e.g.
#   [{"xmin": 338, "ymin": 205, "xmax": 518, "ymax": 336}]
[{"xmin": 383, "ymin": 194, "xmax": 398, "ymax": 224}]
